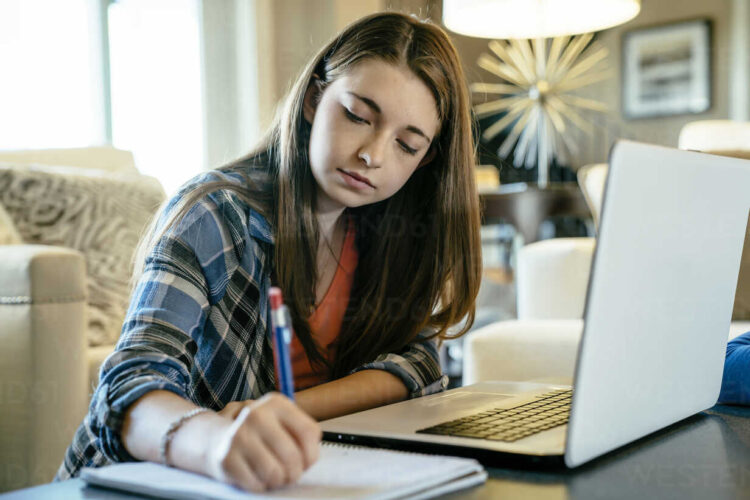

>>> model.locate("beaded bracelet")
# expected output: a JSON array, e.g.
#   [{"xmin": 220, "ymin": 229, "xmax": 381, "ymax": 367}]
[{"xmin": 159, "ymin": 407, "xmax": 212, "ymax": 466}]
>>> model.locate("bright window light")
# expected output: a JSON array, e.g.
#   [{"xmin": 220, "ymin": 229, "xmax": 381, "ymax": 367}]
[
  {"xmin": 0, "ymin": 0, "xmax": 106, "ymax": 149},
  {"xmin": 108, "ymin": 0, "xmax": 205, "ymax": 195}
]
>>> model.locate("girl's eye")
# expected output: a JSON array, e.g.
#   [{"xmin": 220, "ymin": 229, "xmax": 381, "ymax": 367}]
[
  {"xmin": 344, "ymin": 108, "xmax": 368, "ymax": 124},
  {"xmin": 344, "ymin": 107, "xmax": 417, "ymax": 156},
  {"xmin": 398, "ymin": 141, "xmax": 418, "ymax": 156}
]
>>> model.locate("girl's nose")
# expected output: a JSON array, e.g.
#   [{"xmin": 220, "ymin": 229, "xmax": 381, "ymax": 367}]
[{"xmin": 357, "ymin": 132, "xmax": 387, "ymax": 168}]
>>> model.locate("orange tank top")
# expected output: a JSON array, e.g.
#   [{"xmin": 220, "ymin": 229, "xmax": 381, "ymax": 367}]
[{"xmin": 290, "ymin": 217, "xmax": 357, "ymax": 390}]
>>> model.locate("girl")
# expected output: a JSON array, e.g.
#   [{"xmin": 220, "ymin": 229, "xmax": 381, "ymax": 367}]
[{"xmin": 56, "ymin": 11, "xmax": 482, "ymax": 492}]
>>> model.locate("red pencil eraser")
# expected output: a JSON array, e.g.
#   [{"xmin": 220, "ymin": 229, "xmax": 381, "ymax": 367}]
[{"xmin": 269, "ymin": 287, "xmax": 283, "ymax": 309}]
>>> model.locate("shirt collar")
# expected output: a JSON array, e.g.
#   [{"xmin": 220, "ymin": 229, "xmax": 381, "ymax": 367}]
[{"xmin": 248, "ymin": 208, "xmax": 274, "ymax": 244}]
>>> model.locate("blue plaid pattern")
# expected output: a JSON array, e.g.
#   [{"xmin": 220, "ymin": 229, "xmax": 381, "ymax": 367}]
[{"xmin": 55, "ymin": 166, "xmax": 448, "ymax": 481}]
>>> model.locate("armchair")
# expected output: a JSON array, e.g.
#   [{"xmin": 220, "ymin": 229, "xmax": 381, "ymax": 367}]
[{"xmin": 0, "ymin": 147, "xmax": 166, "ymax": 491}]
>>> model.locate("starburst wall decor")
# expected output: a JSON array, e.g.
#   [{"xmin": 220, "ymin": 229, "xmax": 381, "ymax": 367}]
[{"xmin": 471, "ymin": 34, "xmax": 611, "ymax": 185}]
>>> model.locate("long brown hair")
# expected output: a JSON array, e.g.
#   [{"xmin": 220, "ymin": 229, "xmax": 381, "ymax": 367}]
[{"xmin": 132, "ymin": 11, "xmax": 482, "ymax": 380}]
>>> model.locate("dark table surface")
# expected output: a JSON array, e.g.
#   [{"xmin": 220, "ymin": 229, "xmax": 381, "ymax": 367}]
[{"xmin": 4, "ymin": 405, "xmax": 749, "ymax": 499}]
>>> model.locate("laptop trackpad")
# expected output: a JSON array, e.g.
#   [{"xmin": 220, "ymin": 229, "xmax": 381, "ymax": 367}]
[{"xmin": 416, "ymin": 392, "xmax": 512, "ymax": 409}]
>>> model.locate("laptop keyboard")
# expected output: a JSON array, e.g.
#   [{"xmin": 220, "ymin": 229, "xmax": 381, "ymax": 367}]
[{"xmin": 416, "ymin": 389, "xmax": 572, "ymax": 442}]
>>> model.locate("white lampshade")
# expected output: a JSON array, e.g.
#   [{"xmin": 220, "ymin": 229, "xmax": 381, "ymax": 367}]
[{"xmin": 443, "ymin": 0, "xmax": 641, "ymax": 39}]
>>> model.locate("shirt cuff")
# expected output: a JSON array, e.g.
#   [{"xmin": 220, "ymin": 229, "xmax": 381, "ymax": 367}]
[
  {"xmin": 350, "ymin": 355, "xmax": 449, "ymax": 399},
  {"xmin": 89, "ymin": 353, "xmax": 191, "ymax": 463}
]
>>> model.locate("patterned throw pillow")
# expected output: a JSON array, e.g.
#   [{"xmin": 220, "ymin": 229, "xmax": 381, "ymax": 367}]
[
  {"xmin": 0, "ymin": 162, "xmax": 166, "ymax": 346},
  {"xmin": 0, "ymin": 203, "xmax": 23, "ymax": 244}
]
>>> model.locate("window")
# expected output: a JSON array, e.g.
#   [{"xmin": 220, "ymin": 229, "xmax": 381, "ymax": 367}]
[
  {"xmin": 0, "ymin": 0, "xmax": 206, "ymax": 195},
  {"xmin": 0, "ymin": 0, "xmax": 107, "ymax": 149},
  {"xmin": 108, "ymin": 0, "xmax": 204, "ymax": 193}
]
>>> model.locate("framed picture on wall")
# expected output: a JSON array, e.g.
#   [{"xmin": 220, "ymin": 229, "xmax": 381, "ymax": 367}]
[{"xmin": 622, "ymin": 19, "xmax": 712, "ymax": 119}]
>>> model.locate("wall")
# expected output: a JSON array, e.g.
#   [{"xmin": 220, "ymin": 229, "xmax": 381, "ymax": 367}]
[
  {"xmin": 267, "ymin": 0, "xmax": 382, "ymax": 121},
  {"xmin": 579, "ymin": 0, "xmax": 733, "ymax": 166},
  {"xmin": 201, "ymin": 0, "xmax": 382, "ymax": 170}
]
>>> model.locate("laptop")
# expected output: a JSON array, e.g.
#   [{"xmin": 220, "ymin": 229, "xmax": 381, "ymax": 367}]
[{"xmin": 321, "ymin": 140, "xmax": 750, "ymax": 468}]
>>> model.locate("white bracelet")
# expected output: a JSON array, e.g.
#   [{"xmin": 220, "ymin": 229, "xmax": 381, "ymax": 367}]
[{"xmin": 159, "ymin": 407, "xmax": 212, "ymax": 466}]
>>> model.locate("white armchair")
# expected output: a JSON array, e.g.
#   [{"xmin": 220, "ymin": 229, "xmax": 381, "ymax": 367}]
[
  {"xmin": 464, "ymin": 122, "xmax": 750, "ymax": 387},
  {"xmin": 1, "ymin": 245, "xmax": 90, "ymax": 491},
  {"xmin": 463, "ymin": 238, "xmax": 589, "ymax": 386},
  {"xmin": 0, "ymin": 147, "xmax": 166, "ymax": 491}
]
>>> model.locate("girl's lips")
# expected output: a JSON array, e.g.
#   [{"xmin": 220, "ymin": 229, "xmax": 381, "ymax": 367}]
[{"xmin": 338, "ymin": 169, "xmax": 375, "ymax": 189}]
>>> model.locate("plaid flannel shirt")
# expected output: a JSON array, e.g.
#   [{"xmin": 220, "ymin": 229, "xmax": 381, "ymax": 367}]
[{"xmin": 55, "ymin": 166, "xmax": 448, "ymax": 481}]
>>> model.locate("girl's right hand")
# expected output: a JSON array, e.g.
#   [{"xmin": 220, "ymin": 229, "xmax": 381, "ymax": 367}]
[{"xmin": 203, "ymin": 393, "xmax": 322, "ymax": 492}]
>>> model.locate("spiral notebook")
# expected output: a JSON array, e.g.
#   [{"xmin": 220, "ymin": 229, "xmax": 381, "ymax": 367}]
[{"xmin": 80, "ymin": 442, "xmax": 487, "ymax": 500}]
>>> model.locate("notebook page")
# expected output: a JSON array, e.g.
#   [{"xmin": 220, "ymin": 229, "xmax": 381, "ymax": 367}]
[
  {"xmin": 289, "ymin": 443, "xmax": 482, "ymax": 498},
  {"xmin": 81, "ymin": 442, "xmax": 485, "ymax": 500}
]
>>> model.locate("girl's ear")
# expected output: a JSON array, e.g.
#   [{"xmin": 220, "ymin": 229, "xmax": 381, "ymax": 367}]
[
  {"xmin": 303, "ymin": 74, "xmax": 324, "ymax": 124},
  {"xmin": 417, "ymin": 144, "xmax": 437, "ymax": 169}
]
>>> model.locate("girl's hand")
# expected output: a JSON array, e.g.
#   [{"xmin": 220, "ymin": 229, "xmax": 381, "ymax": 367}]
[
  {"xmin": 218, "ymin": 399, "xmax": 256, "ymax": 419},
  {"xmin": 203, "ymin": 393, "xmax": 322, "ymax": 492}
]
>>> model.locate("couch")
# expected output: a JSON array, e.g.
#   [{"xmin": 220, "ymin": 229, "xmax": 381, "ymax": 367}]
[
  {"xmin": 464, "ymin": 122, "xmax": 750, "ymax": 386},
  {"xmin": 0, "ymin": 147, "xmax": 166, "ymax": 491}
]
